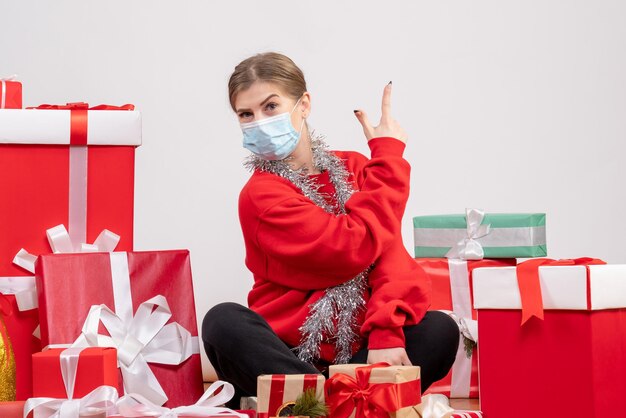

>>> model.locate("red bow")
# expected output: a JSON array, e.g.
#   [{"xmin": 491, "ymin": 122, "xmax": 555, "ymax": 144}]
[
  {"xmin": 325, "ymin": 363, "xmax": 421, "ymax": 418},
  {"xmin": 26, "ymin": 102, "xmax": 134, "ymax": 145},
  {"xmin": 28, "ymin": 102, "xmax": 135, "ymax": 110},
  {"xmin": 517, "ymin": 257, "xmax": 606, "ymax": 325}
]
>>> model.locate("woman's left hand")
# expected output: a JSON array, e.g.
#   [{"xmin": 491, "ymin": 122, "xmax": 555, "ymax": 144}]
[{"xmin": 367, "ymin": 347, "xmax": 412, "ymax": 366}]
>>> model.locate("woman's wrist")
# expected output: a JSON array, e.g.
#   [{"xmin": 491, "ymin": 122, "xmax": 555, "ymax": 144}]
[{"xmin": 368, "ymin": 136, "xmax": 406, "ymax": 158}]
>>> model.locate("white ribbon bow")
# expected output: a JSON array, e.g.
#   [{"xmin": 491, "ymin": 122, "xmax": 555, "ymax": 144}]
[
  {"xmin": 445, "ymin": 208, "xmax": 491, "ymax": 260},
  {"xmin": 4, "ymin": 224, "xmax": 120, "ymax": 313},
  {"xmin": 23, "ymin": 385, "xmax": 119, "ymax": 418},
  {"xmin": 116, "ymin": 381, "xmax": 248, "ymax": 418},
  {"xmin": 447, "ymin": 311, "xmax": 478, "ymax": 347},
  {"xmin": 416, "ymin": 394, "xmax": 455, "ymax": 418},
  {"xmin": 72, "ymin": 295, "xmax": 199, "ymax": 406}
]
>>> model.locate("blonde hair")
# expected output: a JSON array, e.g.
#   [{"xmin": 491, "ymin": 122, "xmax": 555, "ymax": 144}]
[{"xmin": 228, "ymin": 52, "xmax": 307, "ymax": 111}]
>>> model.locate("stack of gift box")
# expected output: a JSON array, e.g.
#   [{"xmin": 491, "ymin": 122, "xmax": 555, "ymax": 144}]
[
  {"xmin": 0, "ymin": 78, "xmax": 251, "ymax": 417},
  {"xmin": 413, "ymin": 209, "xmax": 626, "ymax": 418}
]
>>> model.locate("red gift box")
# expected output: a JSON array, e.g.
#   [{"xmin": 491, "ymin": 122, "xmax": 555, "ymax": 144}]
[
  {"xmin": 0, "ymin": 103, "xmax": 140, "ymax": 401},
  {"xmin": 35, "ymin": 250, "xmax": 204, "ymax": 408},
  {"xmin": 32, "ymin": 347, "xmax": 120, "ymax": 399},
  {"xmin": 473, "ymin": 260, "xmax": 626, "ymax": 418},
  {"xmin": 417, "ymin": 258, "xmax": 515, "ymax": 399},
  {"xmin": 0, "ymin": 77, "xmax": 22, "ymax": 109},
  {"xmin": 0, "ymin": 401, "xmax": 26, "ymax": 418}
]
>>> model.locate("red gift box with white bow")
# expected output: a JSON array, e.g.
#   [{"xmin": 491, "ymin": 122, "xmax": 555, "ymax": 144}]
[
  {"xmin": 473, "ymin": 259, "xmax": 626, "ymax": 418},
  {"xmin": 0, "ymin": 103, "xmax": 140, "ymax": 400},
  {"xmin": 417, "ymin": 258, "xmax": 515, "ymax": 399},
  {"xmin": 35, "ymin": 249, "xmax": 204, "ymax": 408}
]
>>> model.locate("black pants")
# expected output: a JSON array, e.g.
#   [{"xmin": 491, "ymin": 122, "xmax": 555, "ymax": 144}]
[{"xmin": 202, "ymin": 302, "xmax": 459, "ymax": 409}]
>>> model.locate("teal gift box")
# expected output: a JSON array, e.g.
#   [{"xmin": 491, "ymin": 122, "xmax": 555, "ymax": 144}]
[{"xmin": 413, "ymin": 210, "xmax": 547, "ymax": 259}]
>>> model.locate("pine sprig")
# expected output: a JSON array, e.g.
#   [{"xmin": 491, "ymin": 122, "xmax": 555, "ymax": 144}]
[{"xmin": 289, "ymin": 388, "xmax": 328, "ymax": 417}]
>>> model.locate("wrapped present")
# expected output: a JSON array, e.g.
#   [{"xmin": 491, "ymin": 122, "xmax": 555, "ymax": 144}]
[
  {"xmin": 325, "ymin": 363, "xmax": 421, "ymax": 418},
  {"xmin": 35, "ymin": 250, "xmax": 204, "ymax": 408},
  {"xmin": 418, "ymin": 258, "xmax": 515, "ymax": 398},
  {"xmin": 0, "ymin": 401, "xmax": 26, "ymax": 418},
  {"xmin": 32, "ymin": 347, "xmax": 120, "ymax": 399},
  {"xmin": 413, "ymin": 208, "xmax": 546, "ymax": 259},
  {"xmin": 0, "ymin": 76, "xmax": 22, "ymax": 108},
  {"xmin": 0, "ymin": 102, "xmax": 140, "ymax": 400},
  {"xmin": 257, "ymin": 374, "xmax": 324, "ymax": 418},
  {"xmin": 472, "ymin": 258, "xmax": 626, "ymax": 418},
  {"xmin": 111, "ymin": 381, "xmax": 249, "ymax": 418}
]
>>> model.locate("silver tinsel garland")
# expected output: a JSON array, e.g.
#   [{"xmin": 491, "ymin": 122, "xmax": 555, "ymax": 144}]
[{"xmin": 244, "ymin": 130, "xmax": 372, "ymax": 364}]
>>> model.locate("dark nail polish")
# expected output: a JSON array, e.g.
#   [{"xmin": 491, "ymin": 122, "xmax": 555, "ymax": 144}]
[
  {"xmin": 353, "ymin": 110, "xmax": 359, "ymax": 113},
  {"xmin": 388, "ymin": 80, "xmax": 392, "ymax": 85}
]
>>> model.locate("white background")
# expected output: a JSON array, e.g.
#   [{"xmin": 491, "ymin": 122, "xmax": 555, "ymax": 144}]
[{"xmin": 2, "ymin": 1, "xmax": 625, "ymax": 379}]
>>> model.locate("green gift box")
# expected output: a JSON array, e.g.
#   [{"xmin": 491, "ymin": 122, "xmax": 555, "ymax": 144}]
[{"xmin": 413, "ymin": 209, "xmax": 547, "ymax": 259}]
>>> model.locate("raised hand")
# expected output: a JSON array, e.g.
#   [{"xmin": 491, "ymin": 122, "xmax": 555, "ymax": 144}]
[{"xmin": 354, "ymin": 82, "xmax": 408, "ymax": 144}]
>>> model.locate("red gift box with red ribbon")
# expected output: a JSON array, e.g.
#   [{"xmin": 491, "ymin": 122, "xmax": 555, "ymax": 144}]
[
  {"xmin": 0, "ymin": 77, "xmax": 22, "ymax": 109},
  {"xmin": 326, "ymin": 363, "xmax": 421, "ymax": 418},
  {"xmin": 35, "ymin": 250, "xmax": 204, "ymax": 408},
  {"xmin": 417, "ymin": 258, "xmax": 515, "ymax": 399},
  {"xmin": 32, "ymin": 347, "xmax": 120, "ymax": 399},
  {"xmin": 0, "ymin": 103, "xmax": 140, "ymax": 401},
  {"xmin": 473, "ymin": 258, "xmax": 626, "ymax": 418}
]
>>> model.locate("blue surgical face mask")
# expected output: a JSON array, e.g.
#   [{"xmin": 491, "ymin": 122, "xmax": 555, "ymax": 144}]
[{"xmin": 240, "ymin": 96, "xmax": 305, "ymax": 160}]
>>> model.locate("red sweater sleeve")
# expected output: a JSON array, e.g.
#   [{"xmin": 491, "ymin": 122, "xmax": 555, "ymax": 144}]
[
  {"xmin": 239, "ymin": 137, "xmax": 410, "ymax": 290},
  {"xmin": 360, "ymin": 240, "xmax": 430, "ymax": 349}
]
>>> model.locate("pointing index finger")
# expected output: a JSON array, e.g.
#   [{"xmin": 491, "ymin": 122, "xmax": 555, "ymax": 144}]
[{"xmin": 381, "ymin": 81, "xmax": 392, "ymax": 119}]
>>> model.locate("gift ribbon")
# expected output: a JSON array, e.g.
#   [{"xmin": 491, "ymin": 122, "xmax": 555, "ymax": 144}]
[
  {"xmin": 6, "ymin": 225, "xmax": 120, "ymax": 314},
  {"xmin": 259, "ymin": 374, "xmax": 320, "ymax": 418},
  {"xmin": 116, "ymin": 380, "xmax": 248, "ymax": 418},
  {"xmin": 445, "ymin": 209, "xmax": 491, "ymax": 260},
  {"xmin": 445, "ymin": 259, "xmax": 477, "ymax": 398},
  {"xmin": 325, "ymin": 363, "xmax": 421, "ymax": 418},
  {"xmin": 416, "ymin": 393, "xmax": 454, "ymax": 418},
  {"xmin": 23, "ymin": 385, "xmax": 119, "ymax": 418},
  {"xmin": 71, "ymin": 252, "xmax": 200, "ymax": 406},
  {"xmin": 1, "ymin": 74, "xmax": 18, "ymax": 109},
  {"xmin": 517, "ymin": 257, "xmax": 606, "ymax": 325}
]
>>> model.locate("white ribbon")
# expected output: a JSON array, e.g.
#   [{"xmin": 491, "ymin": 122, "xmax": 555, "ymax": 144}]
[
  {"xmin": 24, "ymin": 385, "xmax": 119, "ymax": 418},
  {"xmin": 0, "ymin": 276, "xmax": 38, "ymax": 311},
  {"xmin": 1, "ymin": 74, "xmax": 18, "ymax": 109},
  {"xmin": 416, "ymin": 394, "xmax": 454, "ymax": 418},
  {"xmin": 116, "ymin": 381, "xmax": 248, "ymax": 418},
  {"xmin": 440, "ymin": 259, "xmax": 478, "ymax": 398},
  {"xmin": 70, "ymin": 253, "xmax": 199, "ymax": 407},
  {"xmin": 445, "ymin": 208, "xmax": 491, "ymax": 260},
  {"xmin": 5, "ymin": 224, "xmax": 121, "ymax": 313}
]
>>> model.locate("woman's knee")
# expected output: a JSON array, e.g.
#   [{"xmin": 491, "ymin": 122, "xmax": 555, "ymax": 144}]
[
  {"xmin": 202, "ymin": 302, "xmax": 249, "ymax": 344},
  {"xmin": 426, "ymin": 311, "xmax": 460, "ymax": 352}
]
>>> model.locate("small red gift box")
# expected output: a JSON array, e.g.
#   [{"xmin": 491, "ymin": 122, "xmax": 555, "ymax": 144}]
[
  {"xmin": 35, "ymin": 250, "xmax": 204, "ymax": 408},
  {"xmin": 32, "ymin": 347, "xmax": 120, "ymax": 399},
  {"xmin": 417, "ymin": 258, "xmax": 515, "ymax": 399},
  {"xmin": 257, "ymin": 374, "xmax": 325, "ymax": 418},
  {"xmin": 0, "ymin": 77, "xmax": 22, "ymax": 108},
  {"xmin": 0, "ymin": 103, "xmax": 140, "ymax": 400},
  {"xmin": 473, "ymin": 259, "xmax": 626, "ymax": 418},
  {"xmin": 0, "ymin": 401, "xmax": 26, "ymax": 418}
]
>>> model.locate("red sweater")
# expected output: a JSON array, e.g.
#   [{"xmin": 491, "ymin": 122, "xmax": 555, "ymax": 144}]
[{"xmin": 238, "ymin": 137, "xmax": 430, "ymax": 363}]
